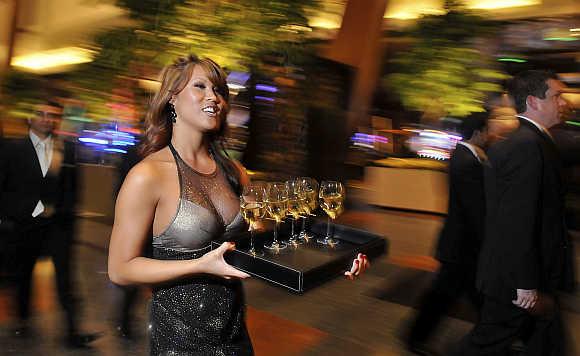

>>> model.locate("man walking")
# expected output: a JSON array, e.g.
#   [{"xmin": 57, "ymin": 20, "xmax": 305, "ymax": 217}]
[
  {"xmin": 406, "ymin": 113, "xmax": 488, "ymax": 354},
  {"xmin": 454, "ymin": 70, "xmax": 574, "ymax": 355},
  {"xmin": 0, "ymin": 99, "xmax": 100, "ymax": 348}
]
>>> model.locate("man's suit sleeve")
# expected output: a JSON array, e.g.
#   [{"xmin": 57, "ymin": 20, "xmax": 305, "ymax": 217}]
[{"xmin": 498, "ymin": 141, "xmax": 542, "ymax": 290}]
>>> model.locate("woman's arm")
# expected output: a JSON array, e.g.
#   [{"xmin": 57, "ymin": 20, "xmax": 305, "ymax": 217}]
[{"xmin": 108, "ymin": 162, "xmax": 249, "ymax": 286}]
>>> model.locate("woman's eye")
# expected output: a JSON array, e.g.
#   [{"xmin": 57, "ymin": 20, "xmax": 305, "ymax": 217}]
[{"xmin": 194, "ymin": 83, "xmax": 206, "ymax": 89}]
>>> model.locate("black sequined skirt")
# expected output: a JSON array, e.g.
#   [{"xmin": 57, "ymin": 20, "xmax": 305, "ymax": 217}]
[{"xmin": 150, "ymin": 247, "xmax": 253, "ymax": 356}]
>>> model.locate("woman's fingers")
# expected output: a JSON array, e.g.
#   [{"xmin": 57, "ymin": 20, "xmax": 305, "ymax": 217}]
[
  {"xmin": 228, "ymin": 268, "xmax": 251, "ymax": 279},
  {"xmin": 354, "ymin": 255, "xmax": 362, "ymax": 276},
  {"xmin": 363, "ymin": 254, "xmax": 370, "ymax": 269},
  {"xmin": 215, "ymin": 241, "xmax": 235, "ymax": 256},
  {"xmin": 344, "ymin": 253, "xmax": 370, "ymax": 280},
  {"xmin": 207, "ymin": 242, "xmax": 249, "ymax": 279},
  {"xmin": 344, "ymin": 258, "xmax": 358, "ymax": 280},
  {"xmin": 355, "ymin": 253, "xmax": 369, "ymax": 276}
]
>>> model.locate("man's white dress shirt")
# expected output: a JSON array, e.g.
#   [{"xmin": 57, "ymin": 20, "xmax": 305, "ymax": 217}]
[{"xmin": 29, "ymin": 130, "xmax": 53, "ymax": 217}]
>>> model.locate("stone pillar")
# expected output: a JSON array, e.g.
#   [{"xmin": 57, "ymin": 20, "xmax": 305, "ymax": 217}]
[
  {"xmin": 322, "ymin": 0, "xmax": 389, "ymax": 134},
  {"xmin": 0, "ymin": 0, "xmax": 18, "ymax": 73}
]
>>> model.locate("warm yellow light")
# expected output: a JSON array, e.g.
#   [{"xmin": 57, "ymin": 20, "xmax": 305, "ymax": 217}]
[
  {"xmin": 384, "ymin": 2, "xmax": 445, "ymax": 20},
  {"xmin": 139, "ymin": 78, "xmax": 161, "ymax": 92},
  {"xmin": 309, "ymin": 17, "xmax": 341, "ymax": 29},
  {"xmin": 384, "ymin": 1, "xmax": 542, "ymax": 20},
  {"xmin": 468, "ymin": 0, "xmax": 541, "ymax": 10},
  {"xmin": 11, "ymin": 47, "xmax": 94, "ymax": 72},
  {"xmin": 277, "ymin": 24, "xmax": 313, "ymax": 33},
  {"xmin": 385, "ymin": 9, "xmax": 444, "ymax": 20}
]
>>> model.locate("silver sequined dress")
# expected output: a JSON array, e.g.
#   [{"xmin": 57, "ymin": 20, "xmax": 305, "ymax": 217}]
[{"xmin": 149, "ymin": 143, "xmax": 252, "ymax": 355}]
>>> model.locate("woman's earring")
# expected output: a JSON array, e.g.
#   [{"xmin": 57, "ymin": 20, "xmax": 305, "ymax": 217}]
[{"xmin": 167, "ymin": 103, "xmax": 177, "ymax": 123}]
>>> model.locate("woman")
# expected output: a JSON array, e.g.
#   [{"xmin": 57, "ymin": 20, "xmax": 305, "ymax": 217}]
[{"xmin": 108, "ymin": 54, "xmax": 368, "ymax": 355}]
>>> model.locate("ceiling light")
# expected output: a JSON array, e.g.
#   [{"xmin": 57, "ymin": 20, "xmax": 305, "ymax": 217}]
[
  {"xmin": 468, "ymin": 0, "xmax": 541, "ymax": 10},
  {"xmin": 11, "ymin": 47, "xmax": 94, "ymax": 72}
]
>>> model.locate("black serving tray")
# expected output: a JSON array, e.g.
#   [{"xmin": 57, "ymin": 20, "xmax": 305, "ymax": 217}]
[{"xmin": 211, "ymin": 221, "xmax": 388, "ymax": 293}]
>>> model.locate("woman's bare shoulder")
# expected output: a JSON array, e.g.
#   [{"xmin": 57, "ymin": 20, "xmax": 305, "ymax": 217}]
[
  {"xmin": 231, "ymin": 159, "xmax": 250, "ymax": 186},
  {"xmin": 125, "ymin": 147, "xmax": 174, "ymax": 189}
]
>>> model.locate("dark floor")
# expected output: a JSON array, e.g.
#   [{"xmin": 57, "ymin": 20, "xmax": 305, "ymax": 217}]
[{"xmin": 1, "ymin": 207, "xmax": 578, "ymax": 355}]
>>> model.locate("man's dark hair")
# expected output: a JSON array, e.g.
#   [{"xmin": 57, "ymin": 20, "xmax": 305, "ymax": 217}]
[
  {"xmin": 30, "ymin": 99, "xmax": 64, "ymax": 117},
  {"xmin": 508, "ymin": 70, "xmax": 558, "ymax": 114},
  {"xmin": 48, "ymin": 100, "xmax": 63, "ymax": 109},
  {"xmin": 460, "ymin": 111, "xmax": 488, "ymax": 140},
  {"xmin": 45, "ymin": 99, "xmax": 64, "ymax": 110}
]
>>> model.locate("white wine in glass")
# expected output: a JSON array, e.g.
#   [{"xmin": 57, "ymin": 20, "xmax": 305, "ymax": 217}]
[
  {"xmin": 317, "ymin": 180, "xmax": 345, "ymax": 246},
  {"xmin": 297, "ymin": 177, "xmax": 319, "ymax": 242},
  {"xmin": 241, "ymin": 202, "xmax": 264, "ymax": 227},
  {"xmin": 265, "ymin": 182, "xmax": 288, "ymax": 251},
  {"xmin": 241, "ymin": 183, "xmax": 266, "ymax": 256},
  {"xmin": 266, "ymin": 200, "xmax": 287, "ymax": 223},
  {"xmin": 286, "ymin": 179, "xmax": 305, "ymax": 246},
  {"xmin": 320, "ymin": 192, "xmax": 344, "ymax": 219}
]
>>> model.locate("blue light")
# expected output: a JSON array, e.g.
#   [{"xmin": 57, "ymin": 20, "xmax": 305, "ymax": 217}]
[
  {"xmin": 79, "ymin": 137, "xmax": 108, "ymax": 145},
  {"xmin": 255, "ymin": 84, "xmax": 278, "ymax": 93},
  {"xmin": 103, "ymin": 129, "xmax": 134, "ymax": 138},
  {"xmin": 255, "ymin": 95, "xmax": 275, "ymax": 102},
  {"xmin": 104, "ymin": 148, "xmax": 127, "ymax": 153},
  {"xmin": 111, "ymin": 140, "xmax": 135, "ymax": 146}
]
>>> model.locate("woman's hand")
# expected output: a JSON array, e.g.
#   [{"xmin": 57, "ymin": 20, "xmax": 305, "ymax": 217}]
[
  {"xmin": 197, "ymin": 242, "xmax": 251, "ymax": 280},
  {"xmin": 344, "ymin": 253, "xmax": 370, "ymax": 281}
]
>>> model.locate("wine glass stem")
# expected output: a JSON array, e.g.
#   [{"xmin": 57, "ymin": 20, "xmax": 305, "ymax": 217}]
[
  {"xmin": 301, "ymin": 217, "xmax": 306, "ymax": 232},
  {"xmin": 249, "ymin": 227, "xmax": 255, "ymax": 252},
  {"xmin": 326, "ymin": 216, "xmax": 331, "ymax": 241},
  {"xmin": 291, "ymin": 218, "xmax": 295, "ymax": 237},
  {"xmin": 274, "ymin": 221, "xmax": 279, "ymax": 244}
]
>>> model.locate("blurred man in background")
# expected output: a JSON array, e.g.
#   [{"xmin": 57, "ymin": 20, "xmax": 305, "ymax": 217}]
[
  {"xmin": 0, "ymin": 99, "xmax": 100, "ymax": 348},
  {"xmin": 455, "ymin": 70, "xmax": 575, "ymax": 355},
  {"xmin": 406, "ymin": 112, "xmax": 488, "ymax": 355}
]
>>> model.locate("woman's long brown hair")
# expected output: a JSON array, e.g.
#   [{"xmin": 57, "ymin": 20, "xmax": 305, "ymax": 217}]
[{"xmin": 140, "ymin": 54, "xmax": 241, "ymax": 194}]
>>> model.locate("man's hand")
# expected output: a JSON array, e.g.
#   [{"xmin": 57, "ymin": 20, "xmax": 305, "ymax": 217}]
[{"xmin": 512, "ymin": 288, "xmax": 538, "ymax": 309}]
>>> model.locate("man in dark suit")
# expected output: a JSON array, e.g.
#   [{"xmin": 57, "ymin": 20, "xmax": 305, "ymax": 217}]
[
  {"xmin": 0, "ymin": 99, "xmax": 100, "ymax": 348},
  {"xmin": 454, "ymin": 70, "xmax": 574, "ymax": 355},
  {"xmin": 406, "ymin": 114, "xmax": 488, "ymax": 354}
]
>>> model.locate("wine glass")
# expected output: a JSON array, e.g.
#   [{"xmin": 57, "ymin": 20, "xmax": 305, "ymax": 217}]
[
  {"xmin": 264, "ymin": 182, "xmax": 288, "ymax": 251},
  {"xmin": 297, "ymin": 177, "xmax": 319, "ymax": 242},
  {"xmin": 286, "ymin": 179, "xmax": 305, "ymax": 246},
  {"xmin": 240, "ymin": 183, "xmax": 266, "ymax": 256},
  {"xmin": 317, "ymin": 180, "xmax": 345, "ymax": 246}
]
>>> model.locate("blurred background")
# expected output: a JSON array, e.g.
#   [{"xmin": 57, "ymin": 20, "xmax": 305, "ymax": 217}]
[
  {"xmin": 0, "ymin": 1, "xmax": 578, "ymax": 355},
  {"xmin": 0, "ymin": 0, "xmax": 578, "ymax": 220}
]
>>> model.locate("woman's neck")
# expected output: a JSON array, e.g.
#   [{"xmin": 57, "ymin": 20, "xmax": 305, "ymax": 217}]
[{"xmin": 170, "ymin": 127, "xmax": 211, "ymax": 163}]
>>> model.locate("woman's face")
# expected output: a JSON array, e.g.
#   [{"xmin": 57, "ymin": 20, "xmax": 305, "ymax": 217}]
[{"xmin": 171, "ymin": 65, "xmax": 227, "ymax": 133}]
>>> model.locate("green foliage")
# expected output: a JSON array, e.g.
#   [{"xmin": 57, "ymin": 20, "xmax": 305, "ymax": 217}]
[
  {"xmin": 386, "ymin": 1, "xmax": 508, "ymax": 118},
  {"xmin": 0, "ymin": 71, "xmax": 47, "ymax": 118},
  {"xmin": 3, "ymin": 0, "xmax": 321, "ymax": 120}
]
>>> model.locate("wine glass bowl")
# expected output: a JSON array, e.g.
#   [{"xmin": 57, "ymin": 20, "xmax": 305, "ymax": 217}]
[
  {"xmin": 286, "ymin": 179, "xmax": 305, "ymax": 246},
  {"xmin": 317, "ymin": 180, "xmax": 345, "ymax": 246},
  {"xmin": 297, "ymin": 177, "xmax": 319, "ymax": 242},
  {"xmin": 240, "ymin": 183, "xmax": 266, "ymax": 256},
  {"xmin": 264, "ymin": 182, "xmax": 288, "ymax": 251}
]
